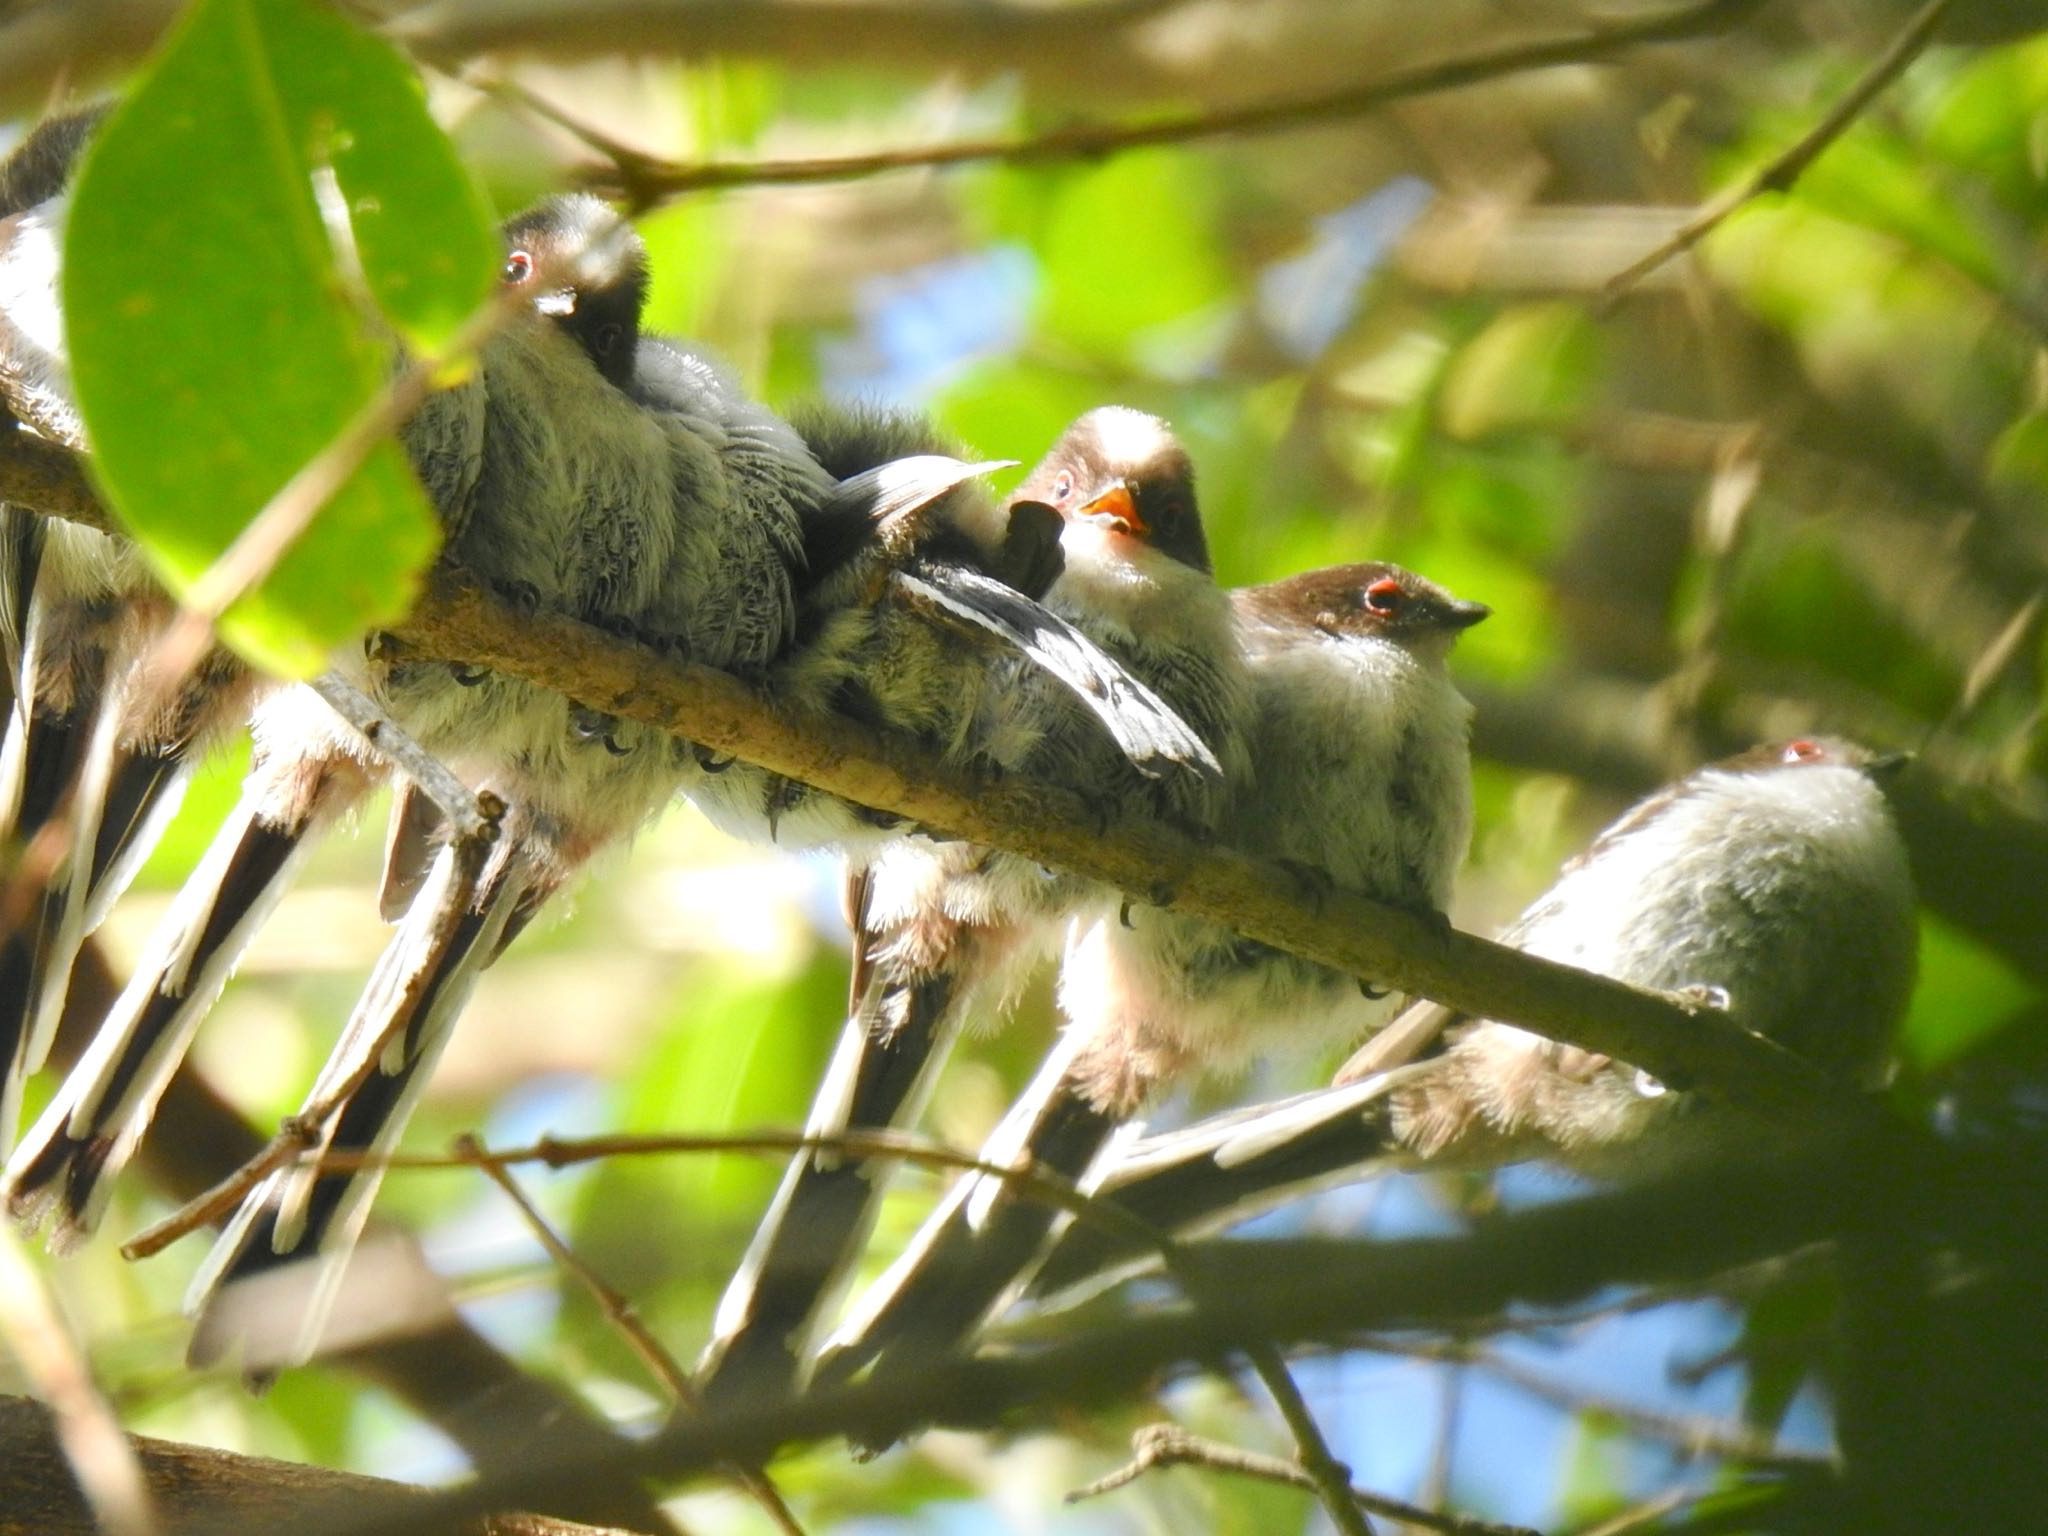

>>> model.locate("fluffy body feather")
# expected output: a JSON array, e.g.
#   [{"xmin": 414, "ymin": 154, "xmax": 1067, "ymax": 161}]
[{"xmin": 1029, "ymin": 737, "xmax": 1918, "ymax": 1301}]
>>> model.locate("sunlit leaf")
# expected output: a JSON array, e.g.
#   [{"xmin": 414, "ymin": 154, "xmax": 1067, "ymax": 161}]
[
  {"xmin": 1900, "ymin": 912, "xmax": 2042, "ymax": 1070},
  {"xmin": 64, "ymin": 0, "xmax": 445, "ymax": 675},
  {"xmin": 1438, "ymin": 302, "xmax": 1603, "ymax": 439},
  {"xmin": 253, "ymin": 0, "xmax": 498, "ymax": 352}
]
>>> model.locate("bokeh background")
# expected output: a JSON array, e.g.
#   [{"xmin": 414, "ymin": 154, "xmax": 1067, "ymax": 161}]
[{"xmin": 4, "ymin": 2, "xmax": 2046, "ymax": 1532}]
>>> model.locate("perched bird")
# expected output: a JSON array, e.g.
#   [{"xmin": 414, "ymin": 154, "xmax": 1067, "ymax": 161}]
[
  {"xmin": 1028, "ymin": 736, "xmax": 1919, "ymax": 1300},
  {"xmin": 163, "ymin": 251, "xmax": 1210, "ymax": 1377},
  {"xmin": 3, "ymin": 194, "xmax": 687, "ymax": 1250},
  {"xmin": 698, "ymin": 406, "xmax": 1250, "ymax": 1405},
  {"xmin": 0, "ymin": 105, "xmax": 262, "ymax": 1140},
  {"xmin": 814, "ymin": 560, "xmax": 1488, "ymax": 1387},
  {"xmin": 680, "ymin": 399, "xmax": 1219, "ymax": 858},
  {"xmin": 173, "ymin": 195, "xmax": 835, "ymax": 1372}
]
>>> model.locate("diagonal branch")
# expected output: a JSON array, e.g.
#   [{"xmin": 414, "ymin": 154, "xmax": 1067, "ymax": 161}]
[
  {"xmin": 271, "ymin": 1127, "xmax": 1977, "ymax": 1536},
  {"xmin": 569, "ymin": 0, "xmax": 1767, "ymax": 206},
  {"xmin": 0, "ymin": 1392, "xmax": 639, "ymax": 1536},
  {"xmin": 1600, "ymin": 0, "xmax": 1955, "ymax": 302},
  {"xmin": 0, "ymin": 425, "xmax": 1850, "ymax": 1122}
]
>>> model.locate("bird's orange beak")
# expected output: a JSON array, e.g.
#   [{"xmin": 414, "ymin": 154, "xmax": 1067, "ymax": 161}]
[{"xmin": 1076, "ymin": 481, "xmax": 1147, "ymax": 540}]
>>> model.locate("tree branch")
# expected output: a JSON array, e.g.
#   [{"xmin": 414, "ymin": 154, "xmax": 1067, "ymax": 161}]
[
  {"xmin": 0, "ymin": 423, "xmax": 1854, "ymax": 1122},
  {"xmin": 0, "ymin": 1394, "xmax": 637, "ymax": 1536},
  {"xmin": 279, "ymin": 1124, "xmax": 2017, "ymax": 1536},
  {"xmin": 1600, "ymin": 0, "xmax": 1955, "ymax": 303},
  {"xmin": 564, "ymin": 0, "xmax": 1768, "ymax": 206},
  {"xmin": 1066, "ymin": 1422, "xmax": 1542, "ymax": 1536}
]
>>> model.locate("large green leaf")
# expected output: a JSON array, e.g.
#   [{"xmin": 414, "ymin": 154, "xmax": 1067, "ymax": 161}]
[
  {"xmin": 254, "ymin": 0, "xmax": 497, "ymax": 353},
  {"xmin": 64, "ymin": 0, "xmax": 490, "ymax": 676}
]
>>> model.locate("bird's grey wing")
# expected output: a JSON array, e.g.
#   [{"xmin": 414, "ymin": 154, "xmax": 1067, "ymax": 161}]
[{"xmin": 893, "ymin": 566, "xmax": 1222, "ymax": 783}]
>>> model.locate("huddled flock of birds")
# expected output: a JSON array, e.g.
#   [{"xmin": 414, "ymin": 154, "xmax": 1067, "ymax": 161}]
[{"xmin": 0, "ymin": 106, "xmax": 1919, "ymax": 1432}]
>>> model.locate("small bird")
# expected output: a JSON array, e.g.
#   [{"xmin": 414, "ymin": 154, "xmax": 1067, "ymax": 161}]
[
  {"xmin": 696, "ymin": 406, "xmax": 1250, "ymax": 1405},
  {"xmin": 1027, "ymin": 736, "xmax": 1919, "ymax": 1301},
  {"xmin": 814, "ymin": 560, "xmax": 1488, "ymax": 1388},
  {"xmin": 172, "ymin": 239, "xmax": 1207, "ymax": 1379},
  {"xmin": 2, "ymin": 194, "xmax": 691, "ymax": 1251},
  {"xmin": 174, "ymin": 193, "xmax": 859, "ymax": 1374}
]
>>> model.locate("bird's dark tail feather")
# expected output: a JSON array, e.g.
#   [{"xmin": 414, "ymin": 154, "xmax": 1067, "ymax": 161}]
[
  {"xmin": 3, "ymin": 767, "xmax": 353, "ymax": 1247},
  {"xmin": 185, "ymin": 840, "xmax": 520, "ymax": 1381},
  {"xmin": 698, "ymin": 969, "xmax": 965, "ymax": 1406},
  {"xmin": 1028, "ymin": 1075, "xmax": 1412, "ymax": 1301},
  {"xmin": 812, "ymin": 1042, "xmax": 1121, "ymax": 1401}
]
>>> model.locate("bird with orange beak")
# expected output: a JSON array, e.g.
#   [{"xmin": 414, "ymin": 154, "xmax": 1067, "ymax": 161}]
[{"xmin": 698, "ymin": 407, "xmax": 1249, "ymax": 1405}]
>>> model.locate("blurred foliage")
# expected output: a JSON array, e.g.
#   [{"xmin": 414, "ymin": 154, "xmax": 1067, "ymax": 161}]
[{"xmin": 8, "ymin": 4, "xmax": 2048, "ymax": 1534}]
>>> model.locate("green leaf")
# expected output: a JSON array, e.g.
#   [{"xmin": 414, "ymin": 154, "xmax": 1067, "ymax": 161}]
[
  {"xmin": 1438, "ymin": 302, "xmax": 1603, "ymax": 438},
  {"xmin": 1923, "ymin": 35, "xmax": 2048, "ymax": 224},
  {"xmin": 1706, "ymin": 200, "xmax": 2029, "ymax": 470},
  {"xmin": 1037, "ymin": 150, "xmax": 1231, "ymax": 358},
  {"xmin": 253, "ymin": 0, "xmax": 498, "ymax": 352},
  {"xmin": 1900, "ymin": 912, "xmax": 2042, "ymax": 1070},
  {"xmin": 64, "ymin": 0, "xmax": 451, "ymax": 676}
]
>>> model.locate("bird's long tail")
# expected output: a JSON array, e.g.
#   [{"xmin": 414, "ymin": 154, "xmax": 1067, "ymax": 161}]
[
  {"xmin": 3, "ymin": 713, "xmax": 199, "ymax": 1109},
  {"xmin": 0, "ymin": 590, "xmax": 107, "ymax": 1142},
  {"xmin": 811, "ymin": 1029, "xmax": 1122, "ymax": 1396},
  {"xmin": 184, "ymin": 833, "xmax": 530, "ymax": 1380},
  {"xmin": 1026, "ymin": 1073, "xmax": 1417, "ymax": 1302},
  {"xmin": 697, "ymin": 964, "xmax": 970, "ymax": 1407},
  {"xmin": 3, "ymin": 743, "xmax": 369, "ymax": 1247}
]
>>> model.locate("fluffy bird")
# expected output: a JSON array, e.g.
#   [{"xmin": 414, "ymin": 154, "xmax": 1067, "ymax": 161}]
[
  {"xmin": 697, "ymin": 406, "xmax": 1250, "ymax": 1404},
  {"xmin": 815, "ymin": 559, "xmax": 1487, "ymax": 1388},
  {"xmin": 1029, "ymin": 736, "xmax": 1918, "ymax": 1300},
  {"xmin": 4, "ymin": 194, "xmax": 706, "ymax": 1255}
]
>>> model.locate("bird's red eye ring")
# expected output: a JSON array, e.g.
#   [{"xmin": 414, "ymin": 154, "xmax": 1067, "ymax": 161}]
[
  {"xmin": 1051, "ymin": 472, "xmax": 1073, "ymax": 502},
  {"xmin": 1783, "ymin": 739, "xmax": 1825, "ymax": 764},
  {"xmin": 503, "ymin": 250, "xmax": 535, "ymax": 283},
  {"xmin": 1364, "ymin": 577, "xmax": 1404, "ymax": 617}
]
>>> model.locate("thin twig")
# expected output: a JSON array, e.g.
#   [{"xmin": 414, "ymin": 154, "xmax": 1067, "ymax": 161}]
[
  {"xmin": 126, "ymin": 1123, "xmax": 1122, "ymax": 1263},
  {"xmin": 451, "ymin": 1137, "xmax": 804, "ymax": 1536},
  {"xmin": 581, "ymin": 0, "xmax": 1766, "ymax": 204},
  {"xmin": 1565, "ymin": 1486, "xmax": 1695, "ymax": 1536},
  {"xmin": 1240, "ymin": 1344, "xmax": 1377, "ymax": 1536},
  {"xmin": 0, "ymin": 1229, "xmax": 157, "ymax": 1536},
  {"xmin": 1600, "ymin": 0, "xmax": 1954, "ymax": 302},
  {"xmin": 1066, "ymin": 1423, "xmax": 1542, "ymax": 1536},
  {"xmin": 1364, "ymin": 1340, "xmax": 1831, "ymax": 1472}
]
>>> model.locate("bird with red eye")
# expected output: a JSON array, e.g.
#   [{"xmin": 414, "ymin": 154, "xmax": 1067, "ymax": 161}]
[
  {"xmin": 493, "ymin": 194, "xmax": 646, "ymax": 389},
  {"xmin": 1027, "ymin": 734, "xmax": 1918, "ymax": 1300},
  {"xmin": 811, "ymin": 537, "xmax": 1487, "ymax": 1417}
]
